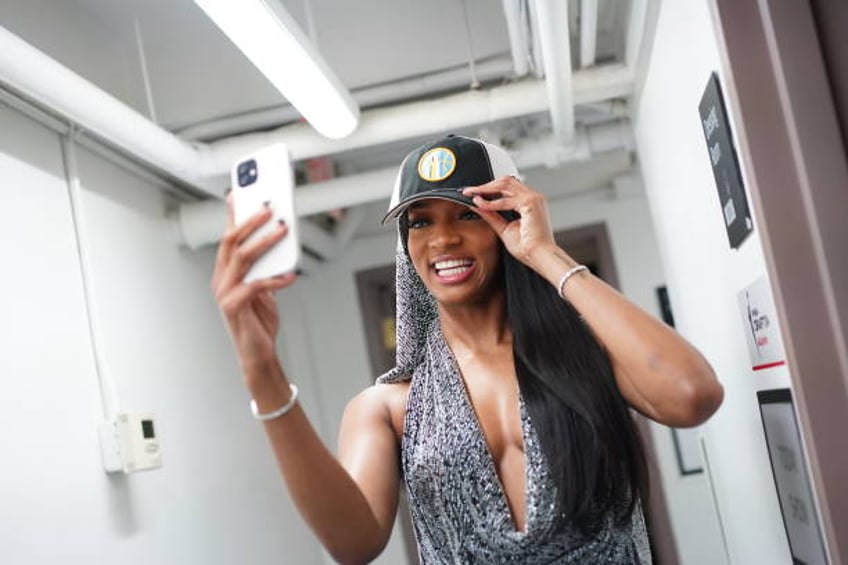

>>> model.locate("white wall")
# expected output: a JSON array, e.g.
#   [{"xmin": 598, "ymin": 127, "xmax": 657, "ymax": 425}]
[
  {"xmin": 633, "ymin": 0, "xmax": 795, "ymax": 563},
  {"xmin": 0, "ymin": 103, "xmax": 323, "ymax": 564}
]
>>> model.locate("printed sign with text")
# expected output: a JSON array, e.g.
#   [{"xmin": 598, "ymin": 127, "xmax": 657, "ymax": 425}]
[{"xmin": 738, "ymin": 276, "xmax": 787, "ymax": 371}]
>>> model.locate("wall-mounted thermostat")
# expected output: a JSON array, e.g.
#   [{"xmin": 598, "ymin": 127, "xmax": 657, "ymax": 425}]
[{"xmin": 99, "ymin": 412, "xmax": 162, "ymax": 473}]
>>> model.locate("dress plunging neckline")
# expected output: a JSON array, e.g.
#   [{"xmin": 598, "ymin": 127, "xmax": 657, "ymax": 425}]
[
  {"xmin": 440, "ymin": 327, "xmax": 531, "ymax": 535},
  {"xmin": 381, "ymin": 250, "xmax": 653, "ymax": 563}
]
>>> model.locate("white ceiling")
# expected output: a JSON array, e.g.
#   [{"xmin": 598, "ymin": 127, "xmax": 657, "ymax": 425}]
[
  {"xmin": 0, "ymin": 0, "xmax": 641, "ymax": 210},
  {"xmin": 0, "ymin": 0, "xmax": 630, "ymax": 128}
]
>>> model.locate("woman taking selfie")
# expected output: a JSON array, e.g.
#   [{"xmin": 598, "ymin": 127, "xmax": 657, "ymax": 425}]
[{"xmin": 212, "ymin": 134, "xmax": 724, "ymax": 564}]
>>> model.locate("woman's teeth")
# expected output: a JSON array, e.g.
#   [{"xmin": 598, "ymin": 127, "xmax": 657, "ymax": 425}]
[
  {"xmin": 439, "ymin": 266, "xmax": 470, "ymax": 277},
  {"xmin": 435, "ymin": 259, "xmax": 473, "ymax": 277}
]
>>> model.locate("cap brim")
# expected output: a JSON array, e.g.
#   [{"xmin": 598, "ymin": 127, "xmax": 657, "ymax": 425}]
[{"xmin": 381, "ymin": 188, "xmax": 476, "ymax": 225}]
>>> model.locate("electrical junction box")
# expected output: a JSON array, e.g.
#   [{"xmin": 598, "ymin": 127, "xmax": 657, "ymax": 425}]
[{"xmin": 98, "ymin": 412, "xmax": 162, "ymax": 473}]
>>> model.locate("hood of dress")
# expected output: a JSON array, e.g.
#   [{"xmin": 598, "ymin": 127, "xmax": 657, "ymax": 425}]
[{"xmin": 376, "ymin": 245, "xmax": 438, "ymax": 384}]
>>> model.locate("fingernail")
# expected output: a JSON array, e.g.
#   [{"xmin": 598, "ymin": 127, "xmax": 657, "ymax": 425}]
[
  {"xmin": 278, "ymin": 219, "xmax": 287, "ymax": 226},
  {"xmin": 294, "ymin": 268, "xmax": 304, "ymax": 276},
  {"xmin": 224, "ymin": 187, "xmax": 233, "ymax": 196},
  {"xmin": 263, "ymin": 200, "xmax": 271, "ymax": 208}
]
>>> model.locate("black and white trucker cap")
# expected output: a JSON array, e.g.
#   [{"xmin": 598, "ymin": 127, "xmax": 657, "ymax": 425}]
[{"xmin": 381, "ymin": 134, "xmax": 520, "ymax": 223}]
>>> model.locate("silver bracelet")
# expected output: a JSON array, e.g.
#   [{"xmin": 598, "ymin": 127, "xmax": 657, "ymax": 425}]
[
  {"xmin": 557, "ymin": 264, "xmax": 589, "ymax": 299},
  {"xmin": 250, "ymin": 383, "xmax": 299, "ymax": 421}
]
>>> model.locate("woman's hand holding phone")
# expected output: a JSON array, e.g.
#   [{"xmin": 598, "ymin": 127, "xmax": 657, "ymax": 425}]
[
  {"xmin": 231, "ymin": 144, "xmax": 300, "ymax": 281},
  {"xmin": 212, "ymin": 192, "xmax": 298, "ymax": 391}
]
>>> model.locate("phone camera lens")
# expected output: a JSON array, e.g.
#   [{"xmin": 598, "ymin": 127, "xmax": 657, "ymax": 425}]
[{"xmin": 237, "ymin": 159, "xmax": 258, "ymax": 187}]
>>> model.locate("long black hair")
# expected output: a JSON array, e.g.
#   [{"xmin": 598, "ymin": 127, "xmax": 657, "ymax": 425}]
[
  {"xmin": 399, "ymin": 213, "xmax": 648, "ymax": 534},
  {"xmin": 502, "ymin": 249, "xmax": 648, "ymax": 533}
]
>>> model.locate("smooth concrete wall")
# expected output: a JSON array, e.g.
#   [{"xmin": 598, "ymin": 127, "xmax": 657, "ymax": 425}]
[
  {"xmin": 0, "ymin": 103, "xmax": 323, "ymax": 564},
  {"xmin": 633, "ymin": 0, "xmax": 796, "ymax": 563}
]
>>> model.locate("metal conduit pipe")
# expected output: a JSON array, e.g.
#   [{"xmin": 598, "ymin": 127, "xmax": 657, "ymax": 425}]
[
  {"xmin": 0, "ymin": 25, "xmax": 209, "ymax": 190},
  {"xmin": 176, "ymin": 166, "xmax": 399, "ymax": 251},
  {"xmin": 200, "ymin": 78, "xmax": 549, "ymax": 175},
  {"xmin": 527, "ymin": 0, "xmax": 546, "ymax": 79},
  {"xmin": 0, "ymin": 24, "xmax": 632, "ymax": 204},
  {"xmin": 501, "ymin": 0, "xmax": 530, "ymax": 77},
  {"xmin": 533, "ymin": 0, "xmax": 575, "ymax": 149},
  {"xmin": 178, "ymin": 55, "xmax": 516, "ymax": 141},
  {"xmin": 580, "ymin": 0, "xmax": 599, "ymax": 68},
  {"xmin": 200, "ymin": 64, "xmax": 632, "ymax": 178}
]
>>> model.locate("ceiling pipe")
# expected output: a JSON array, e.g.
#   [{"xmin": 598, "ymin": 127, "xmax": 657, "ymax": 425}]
[
  {"xmin": 200, "ymin": 79, "xmax": 549, "ymax": 176},
  {"xmin": 0, "ymin": 25, "xmax": 210, "ymax": 191},
  {"xmin": 177, "ymin": 119, "xmax": 634, "ymax": 250},
  {"xmin": 579, "ymin": 0, "xmax": 598, "ymax": 68},
  {"xmin": 0, "ymin": 24, "xmax": 631, "ymax": 200},
  {"xmin": 532, "ymin": 0, "xmax": 575, "ymax": 150},
  {"xmin": 626, "ymin": 0, "xmax": 649, "ymax": 70},
  {"xmin": 527, "ymin": 0, "xmax": 546, "ymax": 78},
  {"xmin": 201, "ymin": 64, "xmax": 632, "ymax": 179},
  {"xmin": 501, "ymin": 0, "xmax": 530, "ymax": 77},
  {"xmin": 177, "ymin": 55, "xmax": 516, "ymax": 141}
]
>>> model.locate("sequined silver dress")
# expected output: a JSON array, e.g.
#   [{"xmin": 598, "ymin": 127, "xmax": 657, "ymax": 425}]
[{"xmin": 378, "ymin": 251, "xmax": 652, "ymax": 564}]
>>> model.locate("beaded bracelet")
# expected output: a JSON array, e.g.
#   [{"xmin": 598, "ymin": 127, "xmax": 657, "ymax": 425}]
[{"xmin": 250, "ymin": 383, "xmax": 299, "ymax": 421}]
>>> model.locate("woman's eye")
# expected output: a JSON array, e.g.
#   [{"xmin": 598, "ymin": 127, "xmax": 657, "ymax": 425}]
[
  {"xmin": 408, "ymin": 217, "xmax": 428, "ymax": 229},
  {"xmin": 460, "ymin": 210, "xmax": 481, "ymax": 220}
]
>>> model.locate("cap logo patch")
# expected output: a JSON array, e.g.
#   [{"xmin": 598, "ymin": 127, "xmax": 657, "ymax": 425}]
[{"xmin": 417, "ymin": 147, "xmax": 457, "ymax": 182}]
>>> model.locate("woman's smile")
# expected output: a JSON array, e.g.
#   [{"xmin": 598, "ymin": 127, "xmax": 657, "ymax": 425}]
[
  {"xmin": 432, "ymin": 256, "xmax": 477, "ymax": 284},
  {"xmin": 405, "ymin": 199, "xmax": 502, "ymax": 305}
]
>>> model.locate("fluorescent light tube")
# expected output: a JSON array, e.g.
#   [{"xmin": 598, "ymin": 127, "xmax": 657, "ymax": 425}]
[{"xmin": 195, "ymin": 0, "xmax": 359, "ymax": 139}]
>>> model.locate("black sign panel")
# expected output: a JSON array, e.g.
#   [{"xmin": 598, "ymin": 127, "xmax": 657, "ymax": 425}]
[{"xmin": 699, "ymin": 72, "xmax": 753, "ymax": 249}]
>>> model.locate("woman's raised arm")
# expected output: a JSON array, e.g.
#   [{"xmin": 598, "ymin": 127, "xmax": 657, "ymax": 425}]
[
  {"xmin": 212, "ymin": 196, "xmax": 400, "ymax": 563},
  {"xmin": 249, "ymin": 370, "xmax": 402, "ymax": 564},
  {"xmin": 466, "ymin": 177, "xmax": 724, "ymax": 427}
]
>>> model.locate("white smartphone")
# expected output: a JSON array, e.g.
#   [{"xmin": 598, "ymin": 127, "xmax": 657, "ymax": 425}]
[{"xmin": 231, "ymin": 144, "xmax": 300, "ymax": 282}]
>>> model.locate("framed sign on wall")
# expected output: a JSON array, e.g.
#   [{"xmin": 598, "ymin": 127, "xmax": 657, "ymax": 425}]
[
  {"xmin": 699, "ymin": 72, "xmax": 754, "ymax": 249},
  {"xmin": 758, "ymin": 389, "xmax": 828, "ymax": 565}
]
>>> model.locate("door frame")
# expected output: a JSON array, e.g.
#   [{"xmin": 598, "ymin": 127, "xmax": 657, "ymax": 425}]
[{"xmin": 710, "ymin": 1, "xmax": 848, "ymax": 561}]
